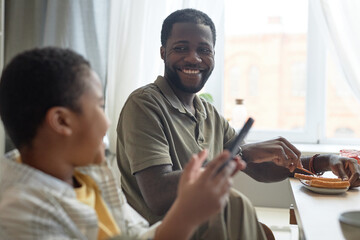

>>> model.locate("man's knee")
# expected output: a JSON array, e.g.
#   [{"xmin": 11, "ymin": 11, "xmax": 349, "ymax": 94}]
[{"xmin": 229, "ymin": 188, "xmax": 255, "ymax": 213}]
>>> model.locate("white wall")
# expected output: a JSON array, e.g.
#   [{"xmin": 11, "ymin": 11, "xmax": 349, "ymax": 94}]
[{"xmin": 233, "ymin": 172, "xmax": 294, "ymax": 208}]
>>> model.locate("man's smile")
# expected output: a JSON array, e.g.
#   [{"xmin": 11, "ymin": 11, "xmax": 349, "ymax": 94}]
[{"xmin": 178, "ymin": 67, "xmax": 203, "ymax": 75}]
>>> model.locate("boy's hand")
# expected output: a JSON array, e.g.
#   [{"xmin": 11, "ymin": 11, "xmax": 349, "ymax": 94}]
[
  {"xmin": 175, "ymin": 149, "xmax": 237, "ymax": 227},
  {"xmin": 232, "ymin": 155, "xmax": 247, "ymax": 176}
]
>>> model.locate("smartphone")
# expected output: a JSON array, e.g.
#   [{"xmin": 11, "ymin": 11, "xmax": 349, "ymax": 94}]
[{"xmin": 216, "ymin": 117, "xmax": 254, "ymax": 174}]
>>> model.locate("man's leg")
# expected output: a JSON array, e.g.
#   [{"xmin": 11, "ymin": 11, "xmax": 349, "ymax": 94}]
[
  {"xmin": 190, "ymin": 188, "xmax": 266, "ymax": 240},
  {"xmin": 226, "ymin": 188, "xmax": 267, "ymax": 240}
]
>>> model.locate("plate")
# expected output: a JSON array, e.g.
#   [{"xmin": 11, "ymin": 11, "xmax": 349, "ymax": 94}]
[{"xmin": 300, "ymin": 179, "xmax": 349, "ymax": 194}]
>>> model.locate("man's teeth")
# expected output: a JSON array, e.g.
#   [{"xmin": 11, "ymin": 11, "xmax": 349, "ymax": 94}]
[{"xmin": 182, "ymin": 69, "xmax": 200, "ymax": 74}]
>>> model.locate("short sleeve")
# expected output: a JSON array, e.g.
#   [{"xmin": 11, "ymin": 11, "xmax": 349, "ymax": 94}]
[{"xmin": 117, "ymin": 92, "xmax": 173, "ymax": 174}]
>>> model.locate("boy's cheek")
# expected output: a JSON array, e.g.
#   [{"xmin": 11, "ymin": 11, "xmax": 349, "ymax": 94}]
[{"xmin": 94, "ymin": 143, "xmax": 106, "ymax": 164}]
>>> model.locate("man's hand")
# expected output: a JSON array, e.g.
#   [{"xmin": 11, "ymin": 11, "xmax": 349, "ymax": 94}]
[
  {"xmin": 241, "ymin": 137, "xmax": 302, "ymax": 172},
  {"xmin": 328, "ymin": 155, "xmax": 360, "ymax": 188}
]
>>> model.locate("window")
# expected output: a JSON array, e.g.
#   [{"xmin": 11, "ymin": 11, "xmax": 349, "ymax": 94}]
[
  {"xmin": 325, "ymin": 53, "xmax": 360, "ymax": 143},
  {"xmin": 223, "ymin": 0, "xmax": 360, "ymax": 145},
  {"xmin": 291, "ymin": 62, "xmax": 306, "ymax": 96},
  {"xmin": 248, "ymin": 65, "xmax": 259, "ymax": 96}
]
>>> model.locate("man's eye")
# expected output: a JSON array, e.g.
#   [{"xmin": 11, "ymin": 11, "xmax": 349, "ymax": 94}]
[
  {"xmin": 174, "ymin": 46, "xmax": 187, "ymax": 52},
  {"xmin": 199, "ymin": 48, "xmax": 213, "ymax": 54}
]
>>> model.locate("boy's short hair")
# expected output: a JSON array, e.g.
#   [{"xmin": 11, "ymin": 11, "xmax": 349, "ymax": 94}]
[
  {"xmin": 161, "ymin": 8, "xmax": 216, "ymax": 47},
  {"xmin": 0, "ymin": 47, "xmax": 90, "ymax": 149}
]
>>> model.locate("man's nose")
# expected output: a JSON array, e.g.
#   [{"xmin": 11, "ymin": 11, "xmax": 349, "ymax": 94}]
[{"xmin": 184, "ymin": 50, "xmax": 202, "ymax": 64}]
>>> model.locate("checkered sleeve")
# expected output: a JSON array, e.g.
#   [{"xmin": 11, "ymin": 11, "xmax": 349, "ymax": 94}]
[{"xmin": 0, "ymin": 187, "xmax": 87, "ymax": 240}]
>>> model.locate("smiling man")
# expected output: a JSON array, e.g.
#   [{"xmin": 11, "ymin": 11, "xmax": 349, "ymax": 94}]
[
  {"xmin": 116, "ymin": 8, "xmax": 360, "ymax": 240},
  {"xmin": 162, "ymin": 21, "xmax": 214, "ymax": 98},
  {"xmin": 117, "ymin": 9, "xmax": 266, "ymax": 240}
]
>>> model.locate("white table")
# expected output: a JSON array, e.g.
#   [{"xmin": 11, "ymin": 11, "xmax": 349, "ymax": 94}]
[{"xmin": 289, "ymin": 176, "xmax": 360, "ymax": 240}]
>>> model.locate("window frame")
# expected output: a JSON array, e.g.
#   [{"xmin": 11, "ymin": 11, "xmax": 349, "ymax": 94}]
[
  {"xmin": 211, "ymin": 1, "xmax": 322, "ymax": 144},
  {"xmin": 203, "ymin": 1, "xmax": 360, "ymax": 147}
]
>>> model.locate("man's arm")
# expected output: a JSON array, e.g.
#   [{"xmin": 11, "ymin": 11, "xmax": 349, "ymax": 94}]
[
  {"xmin": 135, "ymin": 164, "xmax": 182, "ymax": 216},
  {"xmin": 242, "ymin": 152, "xmax": 360, "ymax": 187},
  {"xmin": 299, "ymin": 154, "xmax": 360, "ymax": 187},
  {"xmin": 243, "ymin": 162, "xmax": 291, "ymax": 182},
  {"xmin": 239, "ymin": 137, "xmax": 301, "ymax": 182},
  {"xmin": 242, "ymin": 155, "xmax": 316, "ymax": 183}
]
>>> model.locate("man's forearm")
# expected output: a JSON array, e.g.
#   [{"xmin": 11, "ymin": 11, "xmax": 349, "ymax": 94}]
[
  {"xmin": 244, "ymin": 155, "xmax": 329, "ymax": 182},
  {"xmin": 244, "ymin": 162, "xmax": 291, "ymax": 182},
  {"xmin": 297, "ymin": 155, "xmax": 332, "ymax": 174},
  {"xmin": 135, "ymin": 165, "xmax": 182, "ymax": 216},
  {"xmin": 151, "ymin": 170, "xmax": 183, "ymax": 215}
]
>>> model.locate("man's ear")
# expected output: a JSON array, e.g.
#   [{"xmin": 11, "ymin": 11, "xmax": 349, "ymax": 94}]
[
  {"xmin": 46, "ymin": 107, "xmax": 73, "ymax": 136},
  {"xmin": 160, "ymin": 46, "xmax": 165, "ymax": 60}
]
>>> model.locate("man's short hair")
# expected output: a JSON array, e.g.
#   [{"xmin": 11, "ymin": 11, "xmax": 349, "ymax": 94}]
[
  {"xmin": 0, "ymin": 47, "xmax": 90, "ymax": 148},
  {"xmin": 161, "ymin": 8, "xmax": 216, "ymax": 47}
]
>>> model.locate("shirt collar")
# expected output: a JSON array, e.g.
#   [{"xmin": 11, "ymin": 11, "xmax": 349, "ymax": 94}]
[
  {"xmin": 194, "ymin": 95, "xmax": 207, "ymax": 120},
  {"xmin": 154, "ymin": 76, "xmax": 207, "ymax": 119},
  {"xmin": 1, "ymin": 149, "xmax": 75, "ymax": 197}
]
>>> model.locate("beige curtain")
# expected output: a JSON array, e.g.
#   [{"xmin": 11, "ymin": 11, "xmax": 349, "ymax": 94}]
[
  {"xmin": 311, "ymin": 0, "xmax": 360, "ymax": 103},
  {"xmin": 4, "ymin": 0, "xmax": 110, "ymax": 152}
]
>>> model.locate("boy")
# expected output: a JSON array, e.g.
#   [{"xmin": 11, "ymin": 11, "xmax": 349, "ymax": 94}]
[{"xmin": 0, "ymin": 47, "xmax": 241, "ymax": 239}]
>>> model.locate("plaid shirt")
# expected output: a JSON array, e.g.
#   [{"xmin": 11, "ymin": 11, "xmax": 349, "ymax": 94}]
[{"xmin": 0, "ymin": 150, "xmax": 159, "ymax": 240}]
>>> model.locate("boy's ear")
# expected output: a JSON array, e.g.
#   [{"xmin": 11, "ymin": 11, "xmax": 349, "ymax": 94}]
[
  {"xmin": 160, "ymin": 46, "xmax": 165, "ymax": 60},
  {"xmin": 45, "ymin": 107, "xmax": 73, "ymax": 136}
]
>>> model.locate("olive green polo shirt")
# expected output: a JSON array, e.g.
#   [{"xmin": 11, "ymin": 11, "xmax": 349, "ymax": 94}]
[{"xmin": 116, "ymin": 76, "xmax": 237, "ymax": 224}]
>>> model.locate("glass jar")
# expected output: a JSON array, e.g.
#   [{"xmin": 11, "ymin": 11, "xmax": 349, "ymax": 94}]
[{"xmin": 231, "ymin": 98, "xmax": 248, "ymax": 130}]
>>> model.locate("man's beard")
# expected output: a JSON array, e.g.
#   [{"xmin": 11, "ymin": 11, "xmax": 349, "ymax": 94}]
[{"xmin": 164, "ymin": 64, "xmax": 212, "ymax": 94}]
